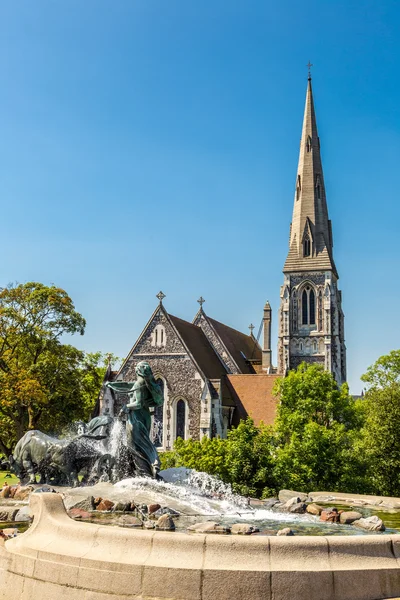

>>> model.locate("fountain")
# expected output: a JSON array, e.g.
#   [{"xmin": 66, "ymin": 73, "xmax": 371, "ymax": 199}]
[{"xmin": 1, "ymin": 361, "xmax": 400, "ymax": 599}]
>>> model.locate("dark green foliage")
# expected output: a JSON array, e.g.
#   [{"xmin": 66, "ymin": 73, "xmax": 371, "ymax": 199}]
[
  {"xmin": 162, "ymin": 363, "xmax": 370, "ymax": 498},
  {"xmin": 161, "ymin": 418, "xmax": 276, "ymax": 498}
]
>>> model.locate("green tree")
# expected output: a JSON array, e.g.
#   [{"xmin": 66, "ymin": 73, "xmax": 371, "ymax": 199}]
[
  {"xmin": 360, "ymin": 352, "xmax": 400, "ymax": 496},
  {"xmin": 0, "ymin": 282, "xmax": 116, "ymax": 454},
  {"xmin": 161, "ymin": 419, "xmax": 276, "ymax": 498},
  {"xmin": 272, "ymin": 363, "xmax": 365, "ymax": 493}
]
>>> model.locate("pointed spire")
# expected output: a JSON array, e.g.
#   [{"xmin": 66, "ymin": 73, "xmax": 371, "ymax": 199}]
[{"xmin": 283, "ymin": 76, "xmax": 337, "ymax": 277}]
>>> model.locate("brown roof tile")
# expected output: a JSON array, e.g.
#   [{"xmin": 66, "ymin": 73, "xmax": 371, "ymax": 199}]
[
  {"xmin": 207, "ymin": 317, "xmax": 262, "ymax": 374},
  {"xmin": 226, "ymin": 374, "xmax": 280, "ymax": 426},
  {"xmin": 169, "ymin": 314, "xmax": 227, "ymax": 380}
]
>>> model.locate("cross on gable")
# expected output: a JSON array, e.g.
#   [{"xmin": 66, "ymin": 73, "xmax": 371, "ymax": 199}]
[
  {"xmin": 156, "ymin": 291, "xmax": 166, "ymax": 304},
  {"xmin": 248, "ymin": 323, "xmax": 255, "ymax": 335},
  {"xmin": 197, "ymin": 296, "xmax": 205, "ymax": 309}
]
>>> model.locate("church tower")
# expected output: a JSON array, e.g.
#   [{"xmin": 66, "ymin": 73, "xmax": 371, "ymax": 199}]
[{"xmin": 277, "ymin": 75, "xmax": 346, "ymax": 384}]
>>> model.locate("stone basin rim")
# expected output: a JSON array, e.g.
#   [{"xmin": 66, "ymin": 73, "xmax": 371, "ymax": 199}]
[{"xmin": 0, "ymin": 493, "xmax": 399, "ymax": 600}]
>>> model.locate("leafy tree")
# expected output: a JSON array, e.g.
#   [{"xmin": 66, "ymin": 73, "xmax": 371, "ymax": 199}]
[
  {"xmin": 272, "ymin": 363, "xmax": 365, "ymax": 493},
  {"xmin": 361, "ymin": 349, "xmax": 400, "ymax": 389},
  {"xmin": 360, "ymin": 352, "xmax": 400, "ymax": 496},
  {"xmin": 161, "ymin": 419, "xmax": 276, "ymax": 498},
  {"xmin": 0, "ymin": 282, "xmax": 117, "ymax": 454}
]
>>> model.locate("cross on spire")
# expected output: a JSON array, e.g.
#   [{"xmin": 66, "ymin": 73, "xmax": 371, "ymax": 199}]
[
  {"xmin": 156, "ymin": 291, "xmax": 166, "ymax": 304},
  {"xmin": 197, "ymin": 296, "xmax": 205, "ymax": 310},
  {"xmin": 248, "ymin": 323, "xmax": 255, "ymax": 335},
  {"xmin": 307, "ymin": 61, "xmax": 313, "ymax": 79}
]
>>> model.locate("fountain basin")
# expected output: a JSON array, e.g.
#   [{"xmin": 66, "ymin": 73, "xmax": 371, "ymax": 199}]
[{"xmin": 0, "ymin": 493, "xmax": 399, "ymax": 600}]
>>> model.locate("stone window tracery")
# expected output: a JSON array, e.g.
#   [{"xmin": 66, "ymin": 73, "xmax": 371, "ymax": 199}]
[
  {"xmin": 303, "ymin": 233, "xmax": 311, "ymax": 257},
  {"xmin": 302, "ymin": 286, "xmax": 316, "ymax": 325}
]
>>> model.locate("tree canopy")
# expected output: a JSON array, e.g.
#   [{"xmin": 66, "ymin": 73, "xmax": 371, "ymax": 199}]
[{"xmin": 0, "ymin": 282, "xmax": 115, "ymax": 455}]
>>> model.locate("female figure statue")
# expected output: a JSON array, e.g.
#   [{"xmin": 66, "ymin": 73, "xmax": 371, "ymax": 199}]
[{"xmin": 106, "ymin": 361, "xmax": 164, "ymax": 478}]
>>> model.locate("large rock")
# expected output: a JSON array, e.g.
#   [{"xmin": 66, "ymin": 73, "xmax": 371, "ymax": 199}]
[
  {"xmin": 96, "ymin": 499, "xmax": 115, "ymax": 511},
  {"xmin": 279, "ymin": 489, "xmax": 308, "ymax": 503},
  {"xmin": 282, "ymin": 496, "xmax": 301, "ymax": 510},
  {"xmin": 289, "ymin": 502, "xmax": 307, "ymax": 514},
  {"xmin": 14, "ymin": 486, "xmax": 33, "ymax": 501},
  {"xmin": 277, "ymin": 528, "xmax": 294, "ymax": 536},
  {"xmin": 188, "ymin": 521, "xmax": 231, "ymax": 534},
  {"xmin": 148, "ymin": 503, "xmax": 161, "ymax": 515},
  {"xmin": 0, "ymin": 486, "xmax": 11, "ymax": 499},
  {"xmin": 0, "ymin": 508, "xmax": 19, "ymax": 521},
  {"xmin": 117, "ymin": 515, "xmax": 143, "ymax": 528},
  {"xmin": 66, "ymin": 496, "xmax": 95, "ymax": 512},
  {"xmin": 339, "ymin": 511, "xmax": 362, "ymax": 525},
  {"xmin": 69, "ymin": 508, "xmax": 92, "ymax": 520},
  {"xmin": 320, "ymin": 509, "xmax": 340, "ymax": 523},
  {"xmin": 353, "ymin": 516, "xmax": 385, "ymax": 531},
  {"xmin": 306, "ymin": 503, "xmax": 323, "ymax": 516},
  {"xmin": 263, "ymin": 498, "xmax": 280, "ymax": 509},
  {"xmin": 156, "ymin": 514, "xmax": 175, "ymax": 531},
  {"xmin": 231, "ymin": 523, "xmax": 260, "ymax": 535},
  {"xmin": 14, "ymin": 506, "xmax": 31, "ymax": 522}
]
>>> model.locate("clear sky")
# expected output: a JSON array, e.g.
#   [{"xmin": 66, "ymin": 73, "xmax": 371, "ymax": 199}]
[{"xmin": 1, "ymin": 0, "xmax": 400, "ymax": 392}]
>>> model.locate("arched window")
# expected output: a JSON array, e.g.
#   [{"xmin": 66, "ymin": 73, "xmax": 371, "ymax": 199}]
[
  {"xmin": 309, "ymin": 289, "xmax": 315, "ymax": 325},
  {"xmin": 153, "ymin": 324, "xmax": 166, "ymax": 348},
  {"xmin": 304, "ymin": 233, "xmax": 311, "ymax": 257},
  {"xmin": 176, "ymin": 400, "xmax": 186, "ymax": 440},
  {"xmin": 152, "ymin": 378, "xmax": 164, "ymax": 447},
  {"xmin": 302, "ymin": 286, "xmax": 316, "ymax": 326},
  {"xmin": 302, "ymin": 289, "xmax": 308, "ymax": 324}
]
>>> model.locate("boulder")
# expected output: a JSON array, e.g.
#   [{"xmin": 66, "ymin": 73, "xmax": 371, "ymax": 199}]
[
  {"xmin": 144, "ymin": 520, "xmax": 155, "ymax": 529},
  {"xmin": 320, "ymin": 509, "xmax": 340, "ymax": 523},
  {"xmin": 9, "ymin": 486, "xmax": 18, "ymax": 499},
  {"xmin": 339, "ymin": 511, "xmax": 362, "ymax": 525},
  {"xmin": 14, "ymin": 506, "xmax": 31, "ymax": 522},
  {"xmin": 148, "ymin": 503, "xmax": 161, "ymax": 515},
  {"xmin": 289, "ymin": 502, "xmax": 307, "ymax": 514},
  {"xmin": 96, "ymin": 499, "xmax": 115, "ymax": 512},
  {"xmin": 263, "ymin": 498, "xmax": 280, "ymax": 509},
  {"xmin": 353, "ymin": 516, "xmax": 385, "ymax": 532},
  {"xmin": 188, "ymin": 521, "xmax": 231, "ymax": 534},
  {"xmin": 0, "ymin": 508, "xmax": 19, "ymax": 522},
  {"xmin": 231, "ymin": 523, "xmax": 260, "ymax": 535},
  {"xmin": 282, "ymin": 496, "xmax": 301, "ymax": 510},
  {"xmin": 117, "ymin": 515, "xmax": 143, "ymax": 528},
  {"xmin": 67, "ymin": 496, "xmax": 95, "ymax": 512},
  {"xmin": 306, "ymin": 503, "xmax": 323, "ymax": 516},
  {"xmin": 277, "ymin": 528, "xmax": 294, "ymax": 536},
  {"xmin": 69, "ymin": 508, "xmax": 92, "ymax": 519},
  {"xmin": 14, "ymin": 486, "xmax": 33, "ymax": 501},
  {"xmin": 0, "ymin": 486, "xmax": 11, "ymax": 499},
  {"xmin": 279, "ymin": 489, "xmax": 308, "ymax": 503},
  {"xmin": 94, "ymin": 497, "xmax": 103, "ymax": 507},
  {"xmin": 156, "ymin": 514, "xmax": 175, "ymax": 531}
]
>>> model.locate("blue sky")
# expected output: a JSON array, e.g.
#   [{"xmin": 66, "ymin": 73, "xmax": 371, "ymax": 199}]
[{"xmin": 1, "ymin": 0, "xmax": 400, "ymax": 392}]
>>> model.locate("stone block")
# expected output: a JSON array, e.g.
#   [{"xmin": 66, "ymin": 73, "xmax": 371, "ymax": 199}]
[
  {"xmin": 278, "ymin": 489, "xmax": 309, "ymax": 503},
  {"xmin": 339, "ymin": 510, "xmax": 362, "ymax": 524}
]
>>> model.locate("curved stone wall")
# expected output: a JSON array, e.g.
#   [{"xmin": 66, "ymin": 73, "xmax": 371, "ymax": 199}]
[{"xmin": 0, "ymin": 493, "xmax": 399, "ymax": 600}]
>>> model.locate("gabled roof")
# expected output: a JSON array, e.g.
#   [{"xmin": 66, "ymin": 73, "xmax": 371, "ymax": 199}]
[
  {"xmin": 226, "ymin": 374, "xmax": 279, "ymax": 426},
  {"xmin": 169, "ymin": 315, "xmax": 227, "ymax": 380},
  {"xmin": 206, "ymin": 316, "xmax": 262, "ymax": 374}
]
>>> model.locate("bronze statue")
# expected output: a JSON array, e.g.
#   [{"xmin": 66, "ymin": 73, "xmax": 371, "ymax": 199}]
[{"xmin": 106, "ymin": 361, "xmax": 164, "ymax": 479}]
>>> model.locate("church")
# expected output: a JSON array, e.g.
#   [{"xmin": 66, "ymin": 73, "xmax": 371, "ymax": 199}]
[{"xmin": 96, "ymin": 74, "xmax": 346, "ymax": 449}]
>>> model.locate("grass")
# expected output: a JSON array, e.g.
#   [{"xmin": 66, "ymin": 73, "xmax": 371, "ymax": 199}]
[{"xmin": 0, "ymin": 471, "xmax": 20, "ymax": 486}]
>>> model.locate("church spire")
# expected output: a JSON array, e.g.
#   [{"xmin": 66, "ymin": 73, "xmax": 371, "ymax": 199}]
[{"xmin": 283, "ymin": 76, "xmax": 337, "ymax": 277}]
